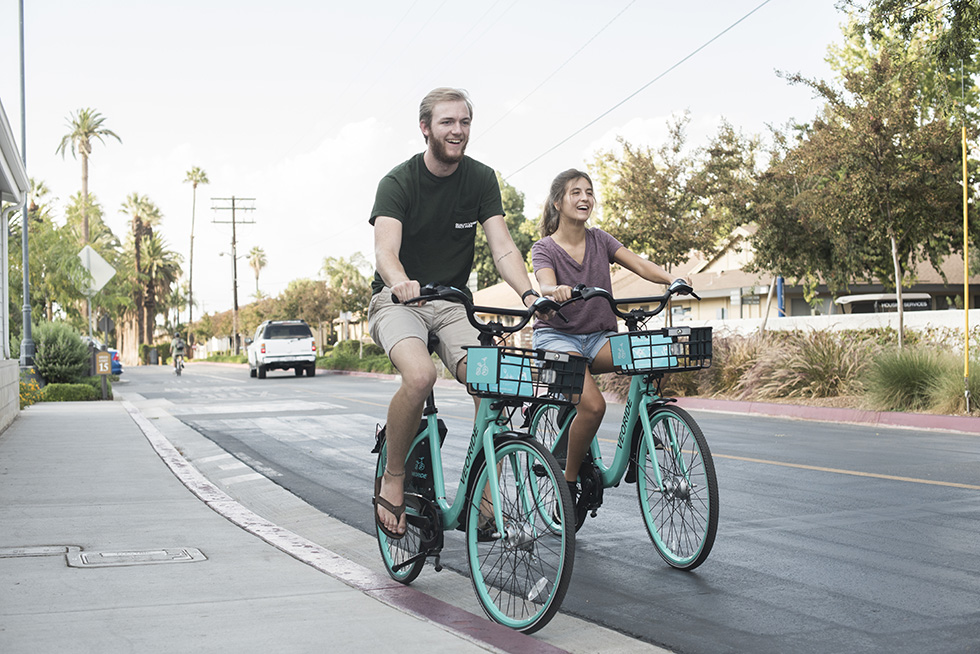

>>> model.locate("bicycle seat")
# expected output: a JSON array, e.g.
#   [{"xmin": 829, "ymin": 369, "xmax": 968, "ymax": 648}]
[{"xmin": 427, "ymin": 333, "xmax": 440, "ymax": 354}]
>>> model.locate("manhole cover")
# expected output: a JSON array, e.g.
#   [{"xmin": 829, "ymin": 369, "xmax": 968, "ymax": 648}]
[{"xmin": 66, "ymin": 548, "xmax": 206, "ymax": 568}]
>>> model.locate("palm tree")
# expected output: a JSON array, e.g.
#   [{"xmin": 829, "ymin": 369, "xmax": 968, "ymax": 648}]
[
  {"xmin": 120, "ymin": 193, "xmax": 161, "ymax": 345},
  {"xmin": 183, "ymin": 167, "xmax": 209, "ymax": 340},
  {"xmin": 248, "ymin": 246, "xmax": 267, "ymax": 294},
  {"xmin": 56, "ymin": 108, "xmax": 121, "ymax": 244},
  {"xmin": 142, "ymin": 232, "xmax": 182, "ymax": 344}
]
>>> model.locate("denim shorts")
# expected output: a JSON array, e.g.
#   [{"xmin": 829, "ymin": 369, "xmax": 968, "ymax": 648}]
[{"xmin": 532, "ymin": 327, "xmax": 616, "ymax": 363}]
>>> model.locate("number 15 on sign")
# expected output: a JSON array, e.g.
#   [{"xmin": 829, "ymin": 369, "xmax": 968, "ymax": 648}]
[{"xmin": 96, "ymin": 351, "xmax": 111, "ymax": 375}]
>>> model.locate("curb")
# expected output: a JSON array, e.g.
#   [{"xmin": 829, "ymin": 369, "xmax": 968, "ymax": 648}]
[{"xmin": 120, "ymin": 400, "xmax": 567, "ymax": 654}]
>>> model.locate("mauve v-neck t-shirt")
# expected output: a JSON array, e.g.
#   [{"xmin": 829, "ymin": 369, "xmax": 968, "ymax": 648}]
[{"xmin": 531, "ymin": 228, "xmax": 623, "ymax": 333}]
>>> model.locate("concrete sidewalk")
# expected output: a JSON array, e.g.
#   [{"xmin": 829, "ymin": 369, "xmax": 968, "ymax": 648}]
[{"xmin": 0, "ymin": 402, "xmax": 564, "ymax": 654}]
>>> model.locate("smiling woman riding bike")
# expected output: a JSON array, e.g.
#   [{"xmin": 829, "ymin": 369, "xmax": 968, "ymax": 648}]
[{"xmin": 531, "ymin": 169, "xmax": 687, "ymax": 504}]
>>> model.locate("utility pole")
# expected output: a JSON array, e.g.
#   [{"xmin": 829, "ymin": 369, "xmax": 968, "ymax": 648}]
[{"xmin": 211, "ymin": 197, "xmax": 255, "ymax": 355}]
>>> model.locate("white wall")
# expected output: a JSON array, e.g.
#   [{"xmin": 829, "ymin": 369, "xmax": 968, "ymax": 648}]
[{"xmin": 688, "ymin": 308, "xmax": 980, "ymax": 342}]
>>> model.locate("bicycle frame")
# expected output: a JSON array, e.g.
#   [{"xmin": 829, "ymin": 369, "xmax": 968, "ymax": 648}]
[
  {"xmin": 407, "ymin": 396, "xmax": 514, "ymax": 533},
  {"xmin": 561, "ymin": 373, "xmax": 681, "ymax": 493}
]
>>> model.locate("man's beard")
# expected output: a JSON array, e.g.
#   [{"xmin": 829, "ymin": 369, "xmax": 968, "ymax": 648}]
[{"xmin": 430, "ymin": 134, "xmax": 467, "ymax": 165}]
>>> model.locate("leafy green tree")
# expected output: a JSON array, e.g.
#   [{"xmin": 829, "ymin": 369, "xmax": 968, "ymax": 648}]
[
  {"xmin": 757, "ymin": 39, "xmax": 967, "ymax": 346},
  {"xmin": 689, "ymin": 120, "xmax": 761, "ymax": 240},
  {"xmin": 828, "ymin": 13, "xmax": 980, "ymax": 120},
  {"xmin": 591, "ymin": 113, "xmax": 720, "ymax": 270},
  {"xmin": 278, "ymin": 279, "xmax": 333, "ymax": 328},
  {"xmin": 847, "ymin": 0, "xmax": 980, "ymax": 69},
  {"xmin": 56, "ymin": 108, "xmax": 121, "ymax": 244},
  {"xmin": 746, "ymin": 125, "xmax": 862, "ymax": 304},
  {"xmin": 183, "ymin": 166, "xmax": 209, "ymax": 339},
  {"xmin": 472, "ymin": 173, "xmax": 533, "ymax": 289},
  {"xmin": 321, "ymin": 252, "xmax": 371, "ymax": 319}
]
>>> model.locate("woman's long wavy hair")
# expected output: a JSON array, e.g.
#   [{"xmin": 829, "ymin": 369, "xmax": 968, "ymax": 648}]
[{"xmin": 540, "ymin": 169, "xmax": 593, "ymax": 237}]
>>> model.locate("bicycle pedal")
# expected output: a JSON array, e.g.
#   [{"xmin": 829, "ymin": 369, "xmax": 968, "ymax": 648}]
[{"xmin": 433, "ymin": 554, "xmax": 442, "ymax": 572}]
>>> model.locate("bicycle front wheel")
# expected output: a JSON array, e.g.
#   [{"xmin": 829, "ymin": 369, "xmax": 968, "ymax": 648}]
[
  {"xmin": 374, "ymin": 441, "xmax": 426, "ymax": 584},
  {"xmin": 466, "ymin": 437, "xmax": 575, "ymax": 633},
  {"xmin": 528, "ymin": 404, "xmax": 573, "ymax": 466},
  {"xmin": 635, "ymin": 404, "xmax": 718, "ymax": 570}
]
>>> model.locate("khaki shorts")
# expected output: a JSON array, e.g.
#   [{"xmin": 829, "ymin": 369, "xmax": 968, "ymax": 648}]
[{"xmin": 368, "ymin": 288, "xmax": 479, "ymax": 382}]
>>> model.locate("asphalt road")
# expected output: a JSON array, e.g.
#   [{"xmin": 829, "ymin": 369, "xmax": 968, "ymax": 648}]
[{"xmin": 121, "ymin": 362, "xmax": 980, "ymax": 654}]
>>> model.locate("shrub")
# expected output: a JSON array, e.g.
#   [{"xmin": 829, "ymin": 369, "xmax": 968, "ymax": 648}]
[
  {"xmin": 924, "ymin": 359, "xmax": 980, "ymax": 415},
  {"xmin": 80, "ymin": 375, "xmax": 113, "ymax": 400},
  {"xmin": 864, "ymin": 346, "xmax": 951, "ymax": 412},
  {"xmin": 701, "ymin": 333, "xmax": 767, "ymax": 397},
  {"xmin": 745, "ymin": 330, "xmax": 868, "ymax": 399},
  {"xmin": 19, "ymin": 373, "xmax": 43, "ymax": 409},
  {"xmin": 33, "ymin": 321, "xmax": 90, "ymax": 384},
  {"xmin": 42, "ymin": 383, "xmax": 99, "ymax": 402}
]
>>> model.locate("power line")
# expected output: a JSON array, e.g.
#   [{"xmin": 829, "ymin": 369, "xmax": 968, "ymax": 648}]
[
  {"xmin": 481, "ymin": 0, "xmax": 638, "ymax": 137},
  {"xmin": 381, "ymin": 0, "xmax": 518, "ymax": 126},
  {"xmin": 504, "ymin": 0, "xmax": 776, "ymax": 181}
]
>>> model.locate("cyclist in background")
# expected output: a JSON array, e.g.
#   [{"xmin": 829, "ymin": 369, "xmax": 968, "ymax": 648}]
[
  {"xmin": 369, "ymin": 87, "xmax": 539, "ymax": 539},
  {"xmin": 171, "ymin": 333, "xmax": 186, "ymax": 371},
  {"xmin": 531, "ymin": 168, "xmax": 688, "ymax": 504}
]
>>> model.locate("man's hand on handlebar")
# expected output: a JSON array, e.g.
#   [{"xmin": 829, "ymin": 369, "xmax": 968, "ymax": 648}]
[{"xmin": 390, "ymin": 279, "xmax": 423, "ymax": 306}]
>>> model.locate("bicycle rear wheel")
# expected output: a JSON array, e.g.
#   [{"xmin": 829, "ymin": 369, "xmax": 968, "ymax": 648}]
[
  {"xmin": 635, "ymin": 404, "xmax": 718, "ymax": 570},
  {"xmin": 466, "ymin": 437, "xmax": 575, "ymax": 633},
  {"xmin": 374, "ymin": 442, "xmax": 426, "ymax": 584}
]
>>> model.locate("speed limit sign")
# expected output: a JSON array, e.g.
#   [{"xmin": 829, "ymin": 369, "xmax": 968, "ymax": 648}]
[{"xmin": 95, "ymin": 351, "xmax": 111, "ymax": 375}]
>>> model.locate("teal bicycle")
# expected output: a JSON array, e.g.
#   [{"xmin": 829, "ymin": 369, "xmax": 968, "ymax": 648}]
[
  {"xmin": 372, "ymin": 285, "xmax": 587, "ymax": 633},
  {"xmin": 526, "ymin": 281, "xmax": 718, "ymax": 570}
]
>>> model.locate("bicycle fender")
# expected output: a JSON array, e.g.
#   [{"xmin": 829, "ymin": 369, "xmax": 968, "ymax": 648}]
[{"xmin": 463, "ymin": 430, "xmax": 530, "ymax": 499}]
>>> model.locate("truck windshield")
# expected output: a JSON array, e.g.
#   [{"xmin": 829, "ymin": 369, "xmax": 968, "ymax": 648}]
[{"xmin": 264, "ymin": 324, "xmax": 312, "ymax": 339}]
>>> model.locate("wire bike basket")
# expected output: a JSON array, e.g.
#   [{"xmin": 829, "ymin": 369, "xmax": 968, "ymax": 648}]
[
  {"xmin": 608, "ymin": 326, "xmax": 712, "ymax": 375},
  {"xmin": 464, "ymin": 346, "xmax": 588, "ymax": 405}
]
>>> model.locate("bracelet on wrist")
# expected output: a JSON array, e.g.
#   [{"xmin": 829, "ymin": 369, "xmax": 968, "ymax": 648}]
[{"xmin": 521, "ymin": 289, "xmax": 540, "ymax": 302}]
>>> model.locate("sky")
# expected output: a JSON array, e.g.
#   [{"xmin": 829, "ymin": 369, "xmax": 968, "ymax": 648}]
[{"xmin": 0, "ymin": 0, "xmax": 849, "ymax": 320}]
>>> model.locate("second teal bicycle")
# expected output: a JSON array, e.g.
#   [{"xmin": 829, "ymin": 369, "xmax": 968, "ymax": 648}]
[{"xmin": 526, "ymin": 281, "xmax": 718, "ymax": 570}]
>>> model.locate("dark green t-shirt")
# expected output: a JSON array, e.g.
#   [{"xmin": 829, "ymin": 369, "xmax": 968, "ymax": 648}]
[{"xmin": 370, "ymin": 153, "xmax": 503, "ymax": 298}]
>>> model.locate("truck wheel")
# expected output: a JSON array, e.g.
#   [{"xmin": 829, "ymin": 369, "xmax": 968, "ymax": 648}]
[
  {"xmin": 307, "ymin": 365, "xmax": 316, "ymax": 377},
  {"xmin": 250, "ymin": 366, "xmax": 257, "ymax": 378},
  {"xmin": 258, "ymin": 365, "xmax": 267, "ymax": 379},
  {"xmin": 294, "ymin": 367, "xmax": 303, "ymax": 377}
]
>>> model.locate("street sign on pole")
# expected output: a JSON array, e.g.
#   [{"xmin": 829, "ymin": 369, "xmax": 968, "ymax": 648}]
[{"xmin": 78, "ymin": 245, "xmax": 115, "ymax": 296}]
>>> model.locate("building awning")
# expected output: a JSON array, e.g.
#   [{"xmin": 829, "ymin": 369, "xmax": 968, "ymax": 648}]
[
  {"xmin": 835, "ymin": 293, "xmax": 931, "ymax": 305},
  {"xmin": 0, "ymin": 98, "xmax": 29, "ymax": 205}
]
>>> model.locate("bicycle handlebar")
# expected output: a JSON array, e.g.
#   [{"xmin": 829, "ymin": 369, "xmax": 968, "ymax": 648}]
[
  {"xmin": 564, "ymin": 279, "xmax": 700, "ymax": 326},
  {"xmin": 391, "ymin": 284, "xmax": 561, "ymax": 340}
]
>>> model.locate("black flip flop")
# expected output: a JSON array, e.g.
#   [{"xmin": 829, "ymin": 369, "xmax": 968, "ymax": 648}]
[{"xmin": 374, "ymin": 475, "xmax": 406, "ymax": 540}]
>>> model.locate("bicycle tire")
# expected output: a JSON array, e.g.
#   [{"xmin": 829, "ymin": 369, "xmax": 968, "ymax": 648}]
[
  {"xmin": 465, "ymin": 437, "xmax": 575, "ymax": 633},
  {"xmin": 528, "ymin": 404, "xmax": 572, "ymax": 466},
  {"xmin": 374, "ymin": 441, "xmax": 427, "ymax": 584},
  {"xmin": 634, "ymin": 404, "xmax": 718, "ymax": 570}
]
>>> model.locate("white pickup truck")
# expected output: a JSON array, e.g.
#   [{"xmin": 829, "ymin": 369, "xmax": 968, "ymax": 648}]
[{"xmin": 246, "ymin": 320, "xmax": 317, "ymax": 379}]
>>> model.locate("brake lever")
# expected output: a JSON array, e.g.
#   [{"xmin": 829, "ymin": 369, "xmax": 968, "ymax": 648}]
[{"xmin": 531, "ymin": 297, "xmax": 569, "ymax": 323}]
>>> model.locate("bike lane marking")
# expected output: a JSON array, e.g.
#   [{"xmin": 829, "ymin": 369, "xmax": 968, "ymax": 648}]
[{"xmin": 713, "ymin": 453, "xmax": 980, "ymax": 490}]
